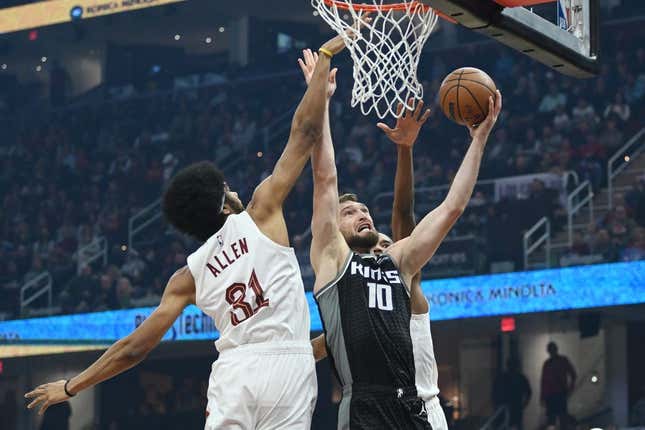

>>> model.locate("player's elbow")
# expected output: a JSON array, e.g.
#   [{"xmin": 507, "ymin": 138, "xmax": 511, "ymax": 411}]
[
  {"xmin": 291, "ymin": 117, "xmax": 323, "ymax": 144},
  {"xmin": 118, "ymin": 337, "xmax": 151, "ymax": 364},
  {"xmin": 313, "ymin": 165, "xmax": 337, "ymax": 184},
  {"xmin": 442, "ymin": 202, "xmax": 465, "ymax": 221}
]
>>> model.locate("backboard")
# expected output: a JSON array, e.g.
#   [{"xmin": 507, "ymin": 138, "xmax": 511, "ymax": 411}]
[{"xmin": 423, "ymin": 0, "xmax": 600, "ymax": 77}]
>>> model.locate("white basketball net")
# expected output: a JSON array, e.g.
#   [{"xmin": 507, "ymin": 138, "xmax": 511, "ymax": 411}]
[{"xmin": 312, "ymin": 0, "xmax": 438, "ymax": 119}]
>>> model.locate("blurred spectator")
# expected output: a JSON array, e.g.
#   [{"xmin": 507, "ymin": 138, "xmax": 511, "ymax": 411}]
[
  {"xmin": 49, "ymin": 60, "xmax": 71, "ymax": 107},
  {"xmin": 603, "ymin": 93, "xmax": 631, "ymax": 122},
  {"xmin": 493, "ymin": 357, "xmax": 532, "ymax": 430},
  {"xmin": 591, "ymin": 229, "xmax": 618, "ymax": 262},
  {"xmin": 620, "ymin": 227, "xmax": 645, "ymax": 261},
  {"xmin": 571, "ymin": 98, "xmax": 597, "ymax": 126},
  {"xmin": 541, "ymin": 342, "xmax": 576, "ymax": 430},
  {"xmin": 539, "ymin": 84, "xmax": 567, "ymax": 113},
  {"xmin": 599, "ymin": 119, "xmax": 624, "ymax": 152},
  {"xmin": 116, "ymin": 277, "xmax": 135, "ymax": 309}
]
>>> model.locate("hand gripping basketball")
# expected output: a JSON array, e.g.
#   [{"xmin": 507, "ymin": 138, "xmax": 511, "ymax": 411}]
[{"xmin": 468, "ymin": 90, "xmax": 502, "ymax": 141}]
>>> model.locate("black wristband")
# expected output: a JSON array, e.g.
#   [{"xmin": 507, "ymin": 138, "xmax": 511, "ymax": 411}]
[{"xmin": 64, "ymin": 379, "xmax": 76, "ymax": 397}]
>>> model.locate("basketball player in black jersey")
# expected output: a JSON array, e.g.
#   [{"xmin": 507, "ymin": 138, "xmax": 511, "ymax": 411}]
[
  {"xmin": 308, "ymin": 59, "xmax": 502, "ymax": 428},
  {"xmin": 310, "ymin": 98, "xmax": 451, "ymax": 429}
]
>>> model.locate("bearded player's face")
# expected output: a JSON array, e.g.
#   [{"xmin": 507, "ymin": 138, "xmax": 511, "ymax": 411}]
[{"xmin": 338, "ymin": 201, "xmax": 379, "ymax": 250}]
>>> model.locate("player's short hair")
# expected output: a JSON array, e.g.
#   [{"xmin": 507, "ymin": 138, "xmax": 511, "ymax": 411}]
[
  {"xmin": 339, "ymin": 193, "xmax": 359, "ymax": 204},
  {"xmin": 162, "ymin": 161, "xmax": 227, "ymax": 243}
]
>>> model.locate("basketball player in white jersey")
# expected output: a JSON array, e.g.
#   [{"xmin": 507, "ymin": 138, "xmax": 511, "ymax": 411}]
[
  {"xmin": 373, "ymin": 101, "xmax": 448, "ymax": 430},
  {"xmin": 25, "ymin": 34, "xmax": 349, "ymax": 429}
]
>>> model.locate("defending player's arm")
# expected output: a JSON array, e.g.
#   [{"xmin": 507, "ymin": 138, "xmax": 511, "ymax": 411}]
[
  {"xmin": 247, "ymin": 35, "xmax": 346, "ymax": 236},
  {"xmin": 379, "ymin": 101, "xmax": 431, "ymax": 313},
  {"xmin": 24, "ymin": 267, "xmax": 196, "ymax": 415},
  {"xmin": 377, "ymin": 100, "xmax": 430, "ymax": 241},
  {"xmin": 390, "ymin": 91, "xmax": 502, "ymax": 281},
  {"xmin": 292, "ymin": 40, "xmax": 352, "ymax": 290}
]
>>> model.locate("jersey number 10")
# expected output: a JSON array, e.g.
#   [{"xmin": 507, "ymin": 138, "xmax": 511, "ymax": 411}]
[
  {"xmin": 225, "ymin": 270, "xmax": 269, "ymax": 326},
  {"xmin": 367, "ymin": 282, "xmax": 393, "ymax": 311}
]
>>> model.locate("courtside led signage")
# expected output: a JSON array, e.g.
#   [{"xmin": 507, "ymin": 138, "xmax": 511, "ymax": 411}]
[
  {"xmin": 0, "ymin": 261, "xmax": 643, "ymax": 348},
  {"xmin": 0, "ymin": 0, "xmax": 186, "ymax": 34}
]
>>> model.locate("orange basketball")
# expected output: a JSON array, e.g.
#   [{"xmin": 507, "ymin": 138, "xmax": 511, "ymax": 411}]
[{"xmin": 438, "ymin": 67, "xmax": 497, "ymax": 126}]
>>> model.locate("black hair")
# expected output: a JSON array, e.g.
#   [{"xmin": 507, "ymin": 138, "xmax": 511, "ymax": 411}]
[{"xmin": 162, "ymin": 161, "xmax": 227, "ymax": 242}]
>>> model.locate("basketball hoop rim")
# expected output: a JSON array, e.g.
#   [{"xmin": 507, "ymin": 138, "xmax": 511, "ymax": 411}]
[
  {"xmin": 322, "ymin": 0, "xmax": 429, "ymax": 12},
  {"xmin": 320, "ymin": 0, "xmax": 457, "ymax": 22}
]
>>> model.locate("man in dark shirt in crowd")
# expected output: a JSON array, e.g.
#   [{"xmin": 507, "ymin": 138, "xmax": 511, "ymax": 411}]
[
  {"xmin": 540, "ymin": 342, "xmax": 576, "ymax": 430},
  {"xmin": 493, "ymin": 357, "xmax": 532, "ymax": 430}
]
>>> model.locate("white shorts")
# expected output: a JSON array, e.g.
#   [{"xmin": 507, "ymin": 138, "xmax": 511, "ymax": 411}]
[
  {"xmin": 205, "ymin": 341, "xmax": 317, "ymax": 430},
  {"xmin": 426, "ymin": 396, "xmax": 448, "ymax": 430}
]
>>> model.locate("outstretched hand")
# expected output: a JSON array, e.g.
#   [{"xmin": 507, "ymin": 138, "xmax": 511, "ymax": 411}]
[
  {"xmin": 25, "ymin": 380, "xmax": 70, "ymax": 416},
  {"xmin": 377, "ymin": 99, "xmax": 431, "ymax": 148},
  {"xmin": 298, "ymin": 49, "xmax": 338, "ymax": 99},
  {"xmin": 468, "ymin": 90, "xmax": 502, "ymax": 141}
]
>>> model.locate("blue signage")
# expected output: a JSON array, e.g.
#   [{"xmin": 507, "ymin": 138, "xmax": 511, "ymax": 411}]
[{"xmin": 0, "ymin": 261, "xmax": 643, "ymax": 344}]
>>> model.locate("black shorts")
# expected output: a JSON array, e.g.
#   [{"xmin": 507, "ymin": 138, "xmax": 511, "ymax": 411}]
[
  {"xmin": 545, "ymin": 393, "xmax": 568, "ymax": 424},
  {"xmin": 342, "ymin": 385, "xmax": 432, "ymax": 430}
]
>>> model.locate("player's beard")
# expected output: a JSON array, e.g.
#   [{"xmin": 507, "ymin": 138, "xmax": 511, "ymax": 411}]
[{"xmin": 346, "ymin": 230, "xmax": 379, "ymax": 252}]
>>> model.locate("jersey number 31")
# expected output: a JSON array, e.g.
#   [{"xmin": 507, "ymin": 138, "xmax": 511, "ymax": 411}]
[{"xmin": 225, "ymin": 270, "xmax": 269, "ymax": 326}]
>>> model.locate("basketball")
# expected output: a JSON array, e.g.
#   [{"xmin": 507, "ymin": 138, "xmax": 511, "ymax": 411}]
[{"xmin": 438, "ymin": 67, "xmax": 497, "ymax": 126}]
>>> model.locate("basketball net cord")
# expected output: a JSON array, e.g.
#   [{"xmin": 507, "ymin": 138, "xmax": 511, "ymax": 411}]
[{"xmin": 312, "ymin": 0, "xmax": 438, "ymax": 119}]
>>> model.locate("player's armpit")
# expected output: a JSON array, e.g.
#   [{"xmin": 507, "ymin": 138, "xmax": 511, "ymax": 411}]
[
  {"xmin": 31, "ymin": 267, "xmax": 196, "ymax": 407},
  {"xmin": 311, "ymin": 231, "xmax": 349, "ymax": 294},
  {"xmin": 409, "ymin": 273, "xmax": 428, "ymax": 315}
]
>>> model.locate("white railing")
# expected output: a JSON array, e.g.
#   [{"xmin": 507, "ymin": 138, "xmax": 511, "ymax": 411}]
[
  {"xmin": 607, "ymin": 127, "xmax": 645, "ymax": 209},
  {"xmin": 523, "ymin": 217, "xmax": 551, "ymax": 270},
  {"xmin": 128, "ymin": 198, "xmax": 162, "ymax": 251},
  {"xmin": 371, "ymin": 170, "xmax": 579, "ymax": 213},
  {"xmin": 480, "ymin": 405, "xmax": 509, "ymax": 430},
  {"xmin": 20, "ymin": 271, "xmax": 53, "ymax": 316},
  {"xmin": 76, "ymin": 236, "xmax": 108, "ymax": 274},
  {"xmin": 567, "ymin": 180, "xmax": 594, "ymax": 246}
]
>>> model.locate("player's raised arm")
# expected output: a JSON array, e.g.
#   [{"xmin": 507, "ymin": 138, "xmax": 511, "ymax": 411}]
[
  {"xmin": 301, "ymin": 48, "xmax": 351, "ymax": 291},
  {"xmin": 379, "ymin": 100, "xmax": 431, "ymax": 314},
  {"xmin": 247, "ymin": 35, "xmax": 346, "ymax": 229},
  {"xmin": 390, "ymin": 91, "xmax": 502, "ymax": 281},
  {"xmin": 24, "ymin": 267, "xmax": 195, "ymax": 415},
  {"xmin": 377, "ymin": 100, "xmax": 431, "ymax": 241}
]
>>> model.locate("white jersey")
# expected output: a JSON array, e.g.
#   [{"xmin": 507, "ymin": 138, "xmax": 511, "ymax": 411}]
[
  {"xmin": 411, "ymin": 312, "xmax": 440, "ymax": 401},
  {"xmin": 187, "ymin": 211, "xmax": 310, "ymax": 353}
]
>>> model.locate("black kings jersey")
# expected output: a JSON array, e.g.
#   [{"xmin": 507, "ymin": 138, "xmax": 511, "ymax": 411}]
[{"xmin": 315, "ymin": 252, "xmax": 417, "ymax": 394}]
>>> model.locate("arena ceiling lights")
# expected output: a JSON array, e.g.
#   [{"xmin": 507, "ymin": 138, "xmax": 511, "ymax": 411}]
[{"xmin": 0, "ymin": 0, "xmax": 186, "ymax": 35}]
